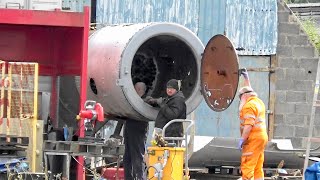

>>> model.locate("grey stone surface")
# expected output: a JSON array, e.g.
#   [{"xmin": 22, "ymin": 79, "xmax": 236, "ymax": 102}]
[
  {"xmin": 286, "ymin": 91, "xmax": 306, "ymax": 103},
  {"xmin": 286, "ymin": 68, "xmax": 306, "ymax": 81},
  {"xmin": 285, "ymin": 114, "xmax": 306, "ymax": 125},
  {"xmin": 278, "ymin": 58, "xmax": 298, "ymax": 68},
  {"xmin": 294, "ymin": 126, "xmax": 309, "ymax": 137},
  {"xmin": 278, "ymin": 11, "xmax": 289, "ymax": 23},
  {"xmin": 274, "ymin": 114, "xmax": 284, "ymax": 124},
  {"xmin": 275, "ymin": 90, "xmax": 286, "ymax": 102},
  {"xmin": 293, "ymin": 80, "xmax": 313, "ymax": 91},
  {"xmin": 313, "ymin": 126, "xmax": 320, "ymax": 137},
  {"xmin": 278, "ymin": 35, "xmax": 287, "ymax": 45},
  {"xmin": 275, "ymin": 68, "xmax": 285, "ymax": 80},
  {"xmin": 292, "ymin": 46, "xmax": 315, "ymax": 57},
  {"xmin": 277, "ymin": 45, "xmax": 292, "ymax": 57},
  {"xmin": 276, "ymin": 79, "xmax": 293, "ymax": 90},
  {"xmin": 287, "ymin": 35, "xmax": 310, "ymax": 46},
  {"xmin": 274, "ymin": 125, "xmax": 295, "ymax": 137},
  {"xmin": 299, "ymin": 58, "xmax": 319, "ymax": 73},
  {"xmin": 295, "ymin": 103, "xmax": 312, "ymax": 115},
  {"xmin": 275, "ymin": 103, "xmax": 295, "ymax": 114},
  {"xmin": 279, "ymin": 23, "xmax": 300, "ymax": 35}
]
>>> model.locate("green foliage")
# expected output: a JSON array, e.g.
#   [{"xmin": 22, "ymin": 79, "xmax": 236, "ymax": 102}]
[{"xmin": 301, "ymin": 18, "xmax": 320, "ymax": 52}]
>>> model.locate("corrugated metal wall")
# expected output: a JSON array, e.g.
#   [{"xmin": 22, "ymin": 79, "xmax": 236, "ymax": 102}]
[
  {"xmin": 62, "ymin": 0, "xmax": 90, "ymax": 12},
  {"xmin": 94, "ymin": 0, "xmax": 278, "ymax": 138},
  {"xmin": 96, "ymin": 0, "xmax": 199, "ymax": 33},
  {"xmin": 198, "ymin": 0, "xmax": 226, "ymax": 44},
  {"xmin": 225, "ymin": 0, "xmax": 278, "ymax": 55}
]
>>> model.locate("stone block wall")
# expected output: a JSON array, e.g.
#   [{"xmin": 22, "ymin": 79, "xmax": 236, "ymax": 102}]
[{"xmin": 275, "ymin": 0, "xmax": 319, "ymax": 147}]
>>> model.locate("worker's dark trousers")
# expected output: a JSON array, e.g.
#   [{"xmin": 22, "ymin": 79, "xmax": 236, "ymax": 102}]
[{"xmin": 123, "ymin": 120, "xmax": 148, "ymax": 180}]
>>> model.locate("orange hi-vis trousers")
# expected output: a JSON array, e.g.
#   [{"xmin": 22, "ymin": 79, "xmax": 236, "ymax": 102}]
[
  {"xmin": 239, "ymin": 96, "xmax": 268, "ymax": 180},
  {"xmin": 241, "ymin": 132, "xmax": 268, "ymax": 180}
]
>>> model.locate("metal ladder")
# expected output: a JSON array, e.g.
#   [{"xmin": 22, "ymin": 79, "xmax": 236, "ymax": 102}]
[{"xmin": 303, "ymin": 76, "xmax": 320, "ymax": 179}]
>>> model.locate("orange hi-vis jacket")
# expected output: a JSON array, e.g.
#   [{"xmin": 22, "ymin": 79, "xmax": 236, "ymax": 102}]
[
  {"xmin": 239, "ymin": 96, "xmax": 268, "ymax": 180},
  {"xmin": 240, "ymin": 96, "xmax": 267, "ymax": 135}
]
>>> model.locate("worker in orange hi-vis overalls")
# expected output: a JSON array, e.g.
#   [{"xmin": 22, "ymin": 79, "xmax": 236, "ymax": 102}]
[{"xmin": 237, "ymin": 68, "xmax": 268, "ymax": 180}]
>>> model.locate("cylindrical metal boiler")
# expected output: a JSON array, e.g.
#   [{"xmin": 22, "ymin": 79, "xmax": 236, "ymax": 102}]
[{"xmin": 87, "ymin": 23, "xmax": 205, "ymax": 121}]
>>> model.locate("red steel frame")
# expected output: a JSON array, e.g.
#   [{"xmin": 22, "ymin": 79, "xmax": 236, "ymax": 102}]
[{"xmin": 0, "ymin": 7, "xmax": 89, "ymax": 179}]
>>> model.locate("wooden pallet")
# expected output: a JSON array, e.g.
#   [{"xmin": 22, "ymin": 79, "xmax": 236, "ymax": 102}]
[
  {"xmin": 0, "ymin": 135, "xmax": 29, "ymax": 146},
  {"xmin": 43, "ymin": 140, "xmax": 125, "ymax": 157}
]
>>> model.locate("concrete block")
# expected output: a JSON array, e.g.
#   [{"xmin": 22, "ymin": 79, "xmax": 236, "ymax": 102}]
[
  {"xmin": 279, "ymin": 23, "xmax": 300, "ymax": 35},
  {"xmin": 277, "ymin": 1, "xmax": 290, "ymax": 12},
  {"xmin": 275, "ymin": 102, "xmax": 295, "ymax": 114},
  {"xmin": 289, "ymin": 14, "xmax": 298, "ymax": 23},
  {"xmin": 295, "ymin": 103, "xmax": 312, "ymax": 115},
  {"xmin": 276, "ymin": 80, "xmax": 293, "ymax": 90},
  {"xmin": 313, "ymin": 126, "xmax": 320, "ymax": 137},
  {"xmin": 286, "ymin": 68, "xmax": 306, "ymax": 81},
  {"xmin": 275, "ymin": 68, "xmax": 285, "ymax": 80},
  {"xmin": 274, "ymin": 125, "xmax": 295, "ymax": 137},
  {"xmin": 299, "ymin": 58, "xmax": 319, "ymax": 73},
  {"xmin": 277, "ymin": 45, "xmax": 292, "ymax": 57},
  {"xmin": 285, "ymin": 114, "xmax": 306, "ymax": 125},
  {"xmin": 292, "ymin": 46, "xmax": 315, "ymax": 58},
  {"xmin": 306, "ymin": 71, "xmax": 317, "ymax": 81},
  {"xmin": 275, "ymin": 91, "xmax": 286, "ymax": 102},
  {"xmin": 278, "ymin": 12, "xmax": 289, "ymax": 23},
  {"xmin": 294, "ymin": 126, "xmax": 309, "ymax": 137},
  {"xmin": 306, "ymin": 91, "xmax": 315, "ymax": 102},
  {"xmin": 275, "ymin": 114, "xmax": 285, "ymax": 124},
  {"xmin": 286, "ymin": 91, "xmax": 306, "ymax": 103},
  {"xmin": 278, "ymin": 58, "xmax": 298, "ymax": 68},
  {"xmin": 293, "ymin": 80, "xmax": 313, "ymax": 91},
  {"xmin": 287, "ymin": 35, "xmax": 311, "ymax": 46},
  {"xmin": 278, "ymin": 35, "xmax": 287, "ymax": 45},
  {"xmin": 314, "ymin": 113, "xmax": 320, "ymax": 125}
]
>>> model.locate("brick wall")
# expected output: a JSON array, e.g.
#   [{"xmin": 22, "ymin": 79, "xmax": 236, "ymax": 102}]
[{"xmin": 275, "ymin": 0, "xmax": 319, "ymax": 148}]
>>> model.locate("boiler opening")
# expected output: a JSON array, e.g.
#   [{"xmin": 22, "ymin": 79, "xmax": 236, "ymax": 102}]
[{"xmin": 131, "ymin": 35, "xmax": 198, "ymax": 99}]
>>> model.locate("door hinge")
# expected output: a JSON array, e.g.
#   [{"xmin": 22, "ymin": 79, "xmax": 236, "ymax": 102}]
[{"xmin": 266, "ymin": 110, "xmax": 273, "ymax": 115}]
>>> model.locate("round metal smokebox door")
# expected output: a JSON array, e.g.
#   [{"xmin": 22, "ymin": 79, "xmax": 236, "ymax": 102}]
[{"xmin": 201, "ymin": 34, "xmax": 239, "ymax": 112}]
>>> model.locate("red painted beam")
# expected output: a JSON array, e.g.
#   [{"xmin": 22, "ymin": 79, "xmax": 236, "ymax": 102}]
[
  {"xmin": 77, "ymin": 6, "xmax": 90, "ymax": 180},
  {"xmin": 0, "ymin": 8, "xmax": 85, "ymax": 27}
]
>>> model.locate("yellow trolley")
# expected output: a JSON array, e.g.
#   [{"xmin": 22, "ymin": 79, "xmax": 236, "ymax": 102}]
[{"xmin": 147, "ymin": 119, "xmax": 194, "ymax": 180}]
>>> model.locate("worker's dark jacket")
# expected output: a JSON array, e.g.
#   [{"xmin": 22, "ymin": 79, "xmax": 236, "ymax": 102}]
[{"xmin": 155, "ymin": 91, "xmax": 186, "ymax": 137}]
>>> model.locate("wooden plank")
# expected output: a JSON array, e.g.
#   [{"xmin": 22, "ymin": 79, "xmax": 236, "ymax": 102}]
[
  {"xmin": 35, "ymin": 120, "xmax": 43, "ymax": 172},
  {"xmin": 268, "ymin": 55, "xmax": 277, "ymax": 139},
  {"xmin": 32, "ymin": 63, "xmax": 39, "ymax": 173}
]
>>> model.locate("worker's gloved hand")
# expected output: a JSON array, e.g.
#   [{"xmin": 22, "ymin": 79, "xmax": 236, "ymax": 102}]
[
  {"xmin": 156, "ymin": 97, "xmax": 163, "ymax": 106},
  {"xmin": 238, "ymin": 138, "xmax": 245, "ymax": 150},
  {"xmin": 145, "ymin": 96, "xmax": 157, "ymax": 105},
  {"xmin": 240, "ymin": 68, "xmax": 249, "ymax": 79}
]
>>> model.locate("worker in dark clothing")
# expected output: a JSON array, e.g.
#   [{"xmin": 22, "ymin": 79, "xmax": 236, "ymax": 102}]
[
  {"xmin": 123, "ymin": 82, "xmax": 149, "ymax": 180},
  {"xmin": 147, "ymin": 79, "xmax": 186, "ymax": 145}
]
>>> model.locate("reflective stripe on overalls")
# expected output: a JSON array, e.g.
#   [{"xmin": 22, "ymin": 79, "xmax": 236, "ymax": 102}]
[{"xmin": 239, "ymin": 96, "xmax": 268, "ymax": 180}]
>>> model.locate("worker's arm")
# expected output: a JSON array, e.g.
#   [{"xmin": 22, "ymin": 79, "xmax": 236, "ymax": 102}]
[
  {"xmin": 240, "ymin": 68, "xmax": 251, "ymax": 87},
  {"xmin": 241, "ymin": 125, "xmax": 252, "ymax": 140}
]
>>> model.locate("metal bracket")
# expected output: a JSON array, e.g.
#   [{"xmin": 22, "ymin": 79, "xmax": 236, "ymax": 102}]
[
  {"xmin": 246, "ymin": 67, "xmax": 275, "ymax": 73},
  {"xmin": 116, "ymin": 79, "xmax": 125, "ymax": 87},
  {"xmin": 266, "ymin": 109, "xmax": 273, "ymax": 115}
]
